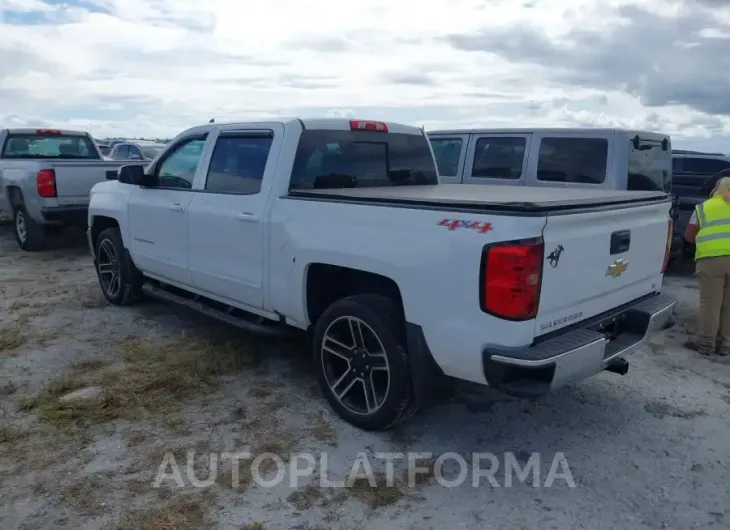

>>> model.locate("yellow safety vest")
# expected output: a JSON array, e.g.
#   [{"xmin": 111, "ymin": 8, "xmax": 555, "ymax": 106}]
[{"xmin": 695, "ymin": 196, "xmax": 730, "ymax": 259}]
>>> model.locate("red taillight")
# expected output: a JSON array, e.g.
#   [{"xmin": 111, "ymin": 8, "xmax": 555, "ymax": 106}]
[
  {"xmin": 662, "ymin": 217, "xmax": 673, "ymax": 273},
  {"xmin": 481, "ymin": 238, "xmax": 544, "ymax": 321},
  {"xmin": 35, "ymin": 128, "xmax": 61, "ymax": 135},
  {"xmin": 349, "ymin": 120, "xmax": 388, "ymax": 132},
  {"xmin": 36, "ymin": 169, "xmax": 57, "ymax": 198}
]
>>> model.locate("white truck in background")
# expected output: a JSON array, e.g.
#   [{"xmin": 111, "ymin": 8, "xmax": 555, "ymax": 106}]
[
  {"xmin": 0, "ymin": 128, "xmax": 141, "ymax": 250},
  {"xmin": 87, "ymin": 118, "xmax": 676, "ymax": 430}
]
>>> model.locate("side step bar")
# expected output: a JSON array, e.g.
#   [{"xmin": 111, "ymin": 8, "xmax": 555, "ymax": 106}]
[{"xmin": 142, "ymin": 283, "xmax": 287, "ymax": 337}]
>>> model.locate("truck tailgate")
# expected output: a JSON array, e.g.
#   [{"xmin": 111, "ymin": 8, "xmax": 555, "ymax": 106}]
[
  {"xmin": 536, "ymin": 201, "xmax": 670, "ymax": 336},
  {"xmin": 52, "ymin": 162, "xmax": 121, "ymax": 206}
]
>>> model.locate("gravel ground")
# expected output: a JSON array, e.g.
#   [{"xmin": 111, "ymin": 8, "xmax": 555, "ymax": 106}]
[{"xmin": 1, "ymin": 222, "xmax": 729, "ymax": 530}]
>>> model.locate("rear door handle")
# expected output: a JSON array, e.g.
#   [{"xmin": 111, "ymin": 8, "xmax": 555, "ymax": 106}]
[
  {"xmin": 169, "ymin": 203, "xmax": 185, "ymax": 212},
  {"xmin": 237, "ymin": 212, "xmax": 259, "ymax": 222}
]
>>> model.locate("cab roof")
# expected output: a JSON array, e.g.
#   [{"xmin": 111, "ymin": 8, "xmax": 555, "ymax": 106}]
[{"xmin": 183, "ymin": 118, "xmax": 424, "ymax": 136}]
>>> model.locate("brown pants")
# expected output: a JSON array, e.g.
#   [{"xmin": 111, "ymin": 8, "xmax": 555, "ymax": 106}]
[{"xmin": 696, "ymin": 255, "xmax": 730, "ymax": 342}]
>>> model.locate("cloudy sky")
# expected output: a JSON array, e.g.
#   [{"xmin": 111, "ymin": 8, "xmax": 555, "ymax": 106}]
[{"xmin": 0, "ymin": 0, "xmax": 728, "ymax": 151}]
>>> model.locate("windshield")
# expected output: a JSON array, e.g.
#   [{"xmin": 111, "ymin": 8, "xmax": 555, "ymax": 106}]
[
  {"xmin": 142, "ymin": 146, "xmax": 163, "ymax": 159},
  {"xmin": 289, "ymin": 130, "xmax": 438, "ymax": 189},
  {"xmin": 1, "ymin": 133, "xmax": 99, "ymax": 160},
  {"xmin": 627, "ymin": 136, "xmax": 671, "ymax": 192}
]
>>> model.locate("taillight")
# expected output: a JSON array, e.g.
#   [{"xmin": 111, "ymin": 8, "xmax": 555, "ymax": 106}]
[
  {"xmin": 480, "ymin": 238, "xmax": 544, "ymax": 321},
  {"xmin": 662, "ymin": 217, "xmax": 673, "ymax": 273},
  {"xmin": 35, "ymin": 129, "xmax": 62, "ymax": 135},
  {"xmin": 36, "ymin": 169, "xmax": 57, "ymax": 198},
  {"xmin": 349, "ymin": 120, "xmax": 388, "ymax": 132}
]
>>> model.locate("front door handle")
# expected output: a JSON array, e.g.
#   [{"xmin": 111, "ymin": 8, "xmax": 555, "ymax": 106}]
[
  {"xmin": 169, "ymin": 203, "xmax": 185, "ymax": 212},
  {"xmin": 237, "ymin": 212, "xmax": 259, "ymax": 222}
]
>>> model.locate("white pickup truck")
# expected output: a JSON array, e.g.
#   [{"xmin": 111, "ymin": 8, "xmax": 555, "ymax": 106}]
[
  {"xmin": 0, "ymin": 128, "xmax": 137, "ymax": 250},
  {"xmin": 87, "ymin": 118, "xmax": 676, "ymax": 430}
]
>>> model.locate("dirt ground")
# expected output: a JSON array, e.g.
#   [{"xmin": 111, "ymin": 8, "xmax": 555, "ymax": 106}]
[{"xmin": 1, "ymin": 222, "xmax": 729, "ymax": 530}]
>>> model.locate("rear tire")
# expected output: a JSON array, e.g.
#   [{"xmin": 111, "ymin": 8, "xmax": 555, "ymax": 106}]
[
  {"xmin": 312, "ymin": 293, "xmax": 418, "ymax": 431},
  {"xmin": 95, "ymin": 227, "xmax": 144, "ymax": 305},
  {"xmin": 13, "ymin": 204, "xmax": 46, "ymax": 251}
]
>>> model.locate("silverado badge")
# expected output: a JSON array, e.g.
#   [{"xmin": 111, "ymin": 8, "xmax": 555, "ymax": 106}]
[{"xmin": 606, "ymin": 259, "xmax": 629, "ymax": 278}]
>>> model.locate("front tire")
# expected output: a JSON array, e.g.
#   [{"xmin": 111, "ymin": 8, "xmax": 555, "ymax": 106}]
[
  {"xmin": 13, "ymin": 205, "xmax": 46, "ymax": 251},
  {"xmin": 95, "ymin": 227, "xmax": 144, "ymax": 305},
  {"xmin": 312, "ymin": 294, "xmax": 418, "ymax": 431}
]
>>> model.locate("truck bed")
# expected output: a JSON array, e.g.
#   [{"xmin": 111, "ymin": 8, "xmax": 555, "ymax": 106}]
[{"xmin": 288, "ymin": 184, "xmax": 669, "ymax": 213}]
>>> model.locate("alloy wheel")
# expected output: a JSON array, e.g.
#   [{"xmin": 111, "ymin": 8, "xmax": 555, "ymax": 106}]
[
  {"xmin": 320, "ymin": 316, "xmax": 391, "ymax": 415},
  {"xmin": 15, "ymin": 211, "xmax": 26, "ymax": 243},
  {"xmin": 97, "ymin": 239, "xmax": 121, "ymax": 297}
]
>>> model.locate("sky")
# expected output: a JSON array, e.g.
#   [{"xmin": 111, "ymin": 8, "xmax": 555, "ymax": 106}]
[{"xmin": 0, "ymin": 0, "xmax": 729, "ymax": 152}]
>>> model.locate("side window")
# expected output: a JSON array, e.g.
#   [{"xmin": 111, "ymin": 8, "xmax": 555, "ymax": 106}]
[
  {"xmin": 205, "ymin": 135, "xmax": 273, "ymax": 194},
  {"xmin": 682, "ymin": 158, "xmax": 704, "ymax": 173},
  {"xmin": 672, "ymin": 157, "xmax": 683, "ymax": 173},
  {"xmin": 681, "ymin": 157, "xmax": 730, "ymax": 174},
  {"xmin": 471, "ymin": 137, "xmax": 525, "ymax": 179},
  {"xmin": 154, "ymin": 137, "xmax": 206, "ymax": 189},
  {"xmin": 430, "ymin": 138, "xmax": 463, "ymax": 177},
  {"xmin": 705, "ymin": 159, "xmax": 730, "ymax": 174},
  {"xmin": 115, "ymin": 145, "xmax": 130, "ymax": 159},
  {"xmin": 537, "ymin": 137, "xmax": 608, "ymax": 184},
  {"xmin": 128, "ymin": 146, "xmax": 143, "ymax": 160}
]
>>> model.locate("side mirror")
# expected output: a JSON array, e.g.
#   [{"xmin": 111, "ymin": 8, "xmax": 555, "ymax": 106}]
[{"xmin": 117, "ymin": 164, "xmax": 147, "ymax": 186}]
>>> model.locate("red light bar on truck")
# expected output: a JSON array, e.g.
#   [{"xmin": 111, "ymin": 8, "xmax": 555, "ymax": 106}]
[
  {"xmin": 35, "ymin": 129, "xmax": 62, "ymax": 135},
  {"xmin": 350, "ymin": 120, "xmax": 388, "ymax": 132}
]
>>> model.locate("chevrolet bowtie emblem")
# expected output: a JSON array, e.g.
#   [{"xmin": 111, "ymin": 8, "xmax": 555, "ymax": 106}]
[{"xmin": 606, "ymin": 259, "xmax": 629, "ymax": 278}]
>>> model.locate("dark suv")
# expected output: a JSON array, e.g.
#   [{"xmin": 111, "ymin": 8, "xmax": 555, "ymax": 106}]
[{"xmin": 672, "ymin": 150, "xmax": 730, "ymax": 258}]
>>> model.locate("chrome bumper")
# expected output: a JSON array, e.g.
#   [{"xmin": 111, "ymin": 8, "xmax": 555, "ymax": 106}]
[{"xmin": 482, "ymin": 293, "xmax": 677, "ymax": 398}]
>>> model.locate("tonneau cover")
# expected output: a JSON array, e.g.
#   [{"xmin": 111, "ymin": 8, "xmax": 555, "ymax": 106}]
[{"xmin": 288, "ymin": 184, "xmax": 669, "ymax": 212}]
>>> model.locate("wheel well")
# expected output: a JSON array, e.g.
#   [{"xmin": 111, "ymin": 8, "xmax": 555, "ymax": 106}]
[
  {"xmin": 90, "ymin": 216, "xmax": 119, "ymax": 249},
  {"xmin": 305, "ymin": 264, "xmax": 404, "ymax": 326}
]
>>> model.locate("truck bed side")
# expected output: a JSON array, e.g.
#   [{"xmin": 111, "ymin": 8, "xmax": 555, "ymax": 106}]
[{"xmin": 269, "ymin": 195, "xmax": 547, "ymax": 383}]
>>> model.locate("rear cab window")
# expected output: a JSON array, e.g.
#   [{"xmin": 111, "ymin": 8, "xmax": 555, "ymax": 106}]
[
  {"xmin": 1, "ymin": 130, "xmax": 100, "ymax": 160},
  {"xmin": 289, "ymin": 127, "xmax": 438, "ymax": 190},
  {"xmin": 627, "ymin": 134, "xmax": 671, "ymax": 192},
  {"xmin": 536, "ymin": 137, "xmax": 608, "ymax": 184}
]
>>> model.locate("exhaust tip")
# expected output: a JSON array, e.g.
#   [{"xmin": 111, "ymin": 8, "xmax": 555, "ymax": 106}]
[{"xmin": 604, "ymin": 358, "xmax": 629, "ymax": 376}]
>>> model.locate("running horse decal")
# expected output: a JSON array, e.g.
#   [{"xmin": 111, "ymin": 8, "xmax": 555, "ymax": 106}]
[{"xmin": 546, "ymin": 245, "xmax": 564, "ymax": 268}]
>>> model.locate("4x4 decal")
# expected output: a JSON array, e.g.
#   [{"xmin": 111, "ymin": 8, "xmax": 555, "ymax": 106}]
[{"xmin": 439, "ymin": 219, "xmax": 493, "ymax": 233}]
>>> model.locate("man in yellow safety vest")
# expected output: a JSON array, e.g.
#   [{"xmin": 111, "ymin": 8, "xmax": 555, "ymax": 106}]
[{"xmin": 684, "ymin": 176, "xmax": 730, "ymax": 356}]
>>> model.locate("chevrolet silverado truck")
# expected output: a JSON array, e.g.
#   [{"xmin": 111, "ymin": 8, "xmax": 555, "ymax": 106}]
[
  {"xmin": 0, "ymin": 128, "xmax": 139, "ymax": 250},
  {"xmin": 86, "ymin": 118, "xmax": 676, "ymax": 430}
]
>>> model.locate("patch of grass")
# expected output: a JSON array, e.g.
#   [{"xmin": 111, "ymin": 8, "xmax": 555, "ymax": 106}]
[
  {"xmin": 109, "ymin": 494, "xmax": 215, "ymax": 530},
  {"xmin": 35, "ymin": 327, "xmax": 68, "ymax": 346},
  {"xmin": 0, "ymin": 380, "xmax": 20, "ymax": 395},
  {"xmin": 60, "ymin": 474, "xmax": 108, "ymax": 516},
  {"xmin": 241, "ymin": 523, "xmax": 265, "ymax": 530},
  {"xmin": 0, "ymin": 324, "xmax": 26, "ymax": 353},
  {"xmin": 248, "ymin": 381, "xmax": 277, "ymax": 398},
  {"xmin": 216, "ymin": 463, "xmax": 254, "ymax": 492},
  {"xmin": 77, "ymin": 284, "xmax": 109, "ymax": 309},
  {"xmin": 287, "ymin": 481, "xmax": 325, "ymax": 510},
  {"xmin": 14, "ymin": 305, "xmax": 52, "ymax": 326},
  {"xmin": 346, "ymin": 471, "xmax": 405, "ymax": 508},
  {"xmin": 24, "ymin": 333, "xmax": 259, "ymax": 429},
  {"xmin": 0, "ymin": 425, "xmax": 31, "ymax": 446},
  {"xmin": 309, "ymin": 416, "xmax": 337, "ymax": 446}
]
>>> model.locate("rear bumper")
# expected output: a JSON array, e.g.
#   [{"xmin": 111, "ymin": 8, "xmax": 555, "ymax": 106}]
[
  {"xmin": 40, "ymin": 206, "xmax": 88, "ymax": 227},
  {"xmin": 482, "ymin": 293, "xmax": 676, "ymax": 398}
]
